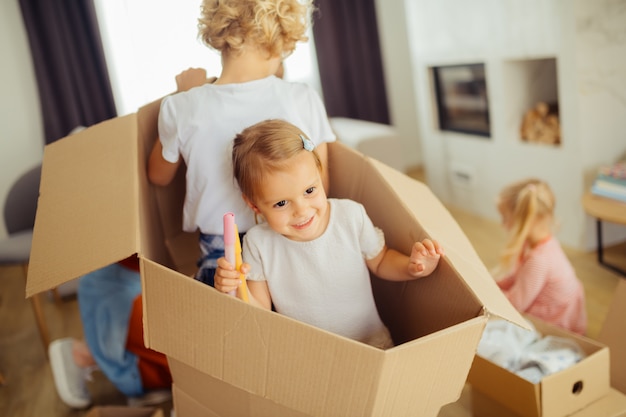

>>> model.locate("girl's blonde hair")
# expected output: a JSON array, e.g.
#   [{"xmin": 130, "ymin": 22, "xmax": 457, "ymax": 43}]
[
  {"xmin": 198, "ymin": 0, "xmax": 313, "ymax": 58},
  {"xmin": 496, "ymin": 178, "xmax": 556, "ymax": 272},
  {"xmin": 232, "ymin": 119, "xmax": 322, "ymax": 204}
]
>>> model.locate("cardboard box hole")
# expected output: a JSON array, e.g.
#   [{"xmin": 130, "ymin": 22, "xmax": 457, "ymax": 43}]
[{"xmin": 572, "ymin": 380, "xmax": 584, "ymax": 395}]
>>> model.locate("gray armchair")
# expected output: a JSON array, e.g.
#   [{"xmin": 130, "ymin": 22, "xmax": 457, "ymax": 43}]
[{"xmin": 0, "ymin": 163, "xmax": 55, "ymax": 358}]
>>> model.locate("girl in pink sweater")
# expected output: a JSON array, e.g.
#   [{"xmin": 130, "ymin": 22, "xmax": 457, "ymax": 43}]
[{"xmin": 493, "ymin": 178, "xmax": 587, "ymax": 334}]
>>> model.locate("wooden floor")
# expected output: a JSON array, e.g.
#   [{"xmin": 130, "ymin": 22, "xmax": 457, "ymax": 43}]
[
  {"xmin": 0, "ymin": 267, "xmax": 174, "ymax": 417},
  {"xmin": 0, "ymin": 169, "xmax": 624, "ymax": 417}
]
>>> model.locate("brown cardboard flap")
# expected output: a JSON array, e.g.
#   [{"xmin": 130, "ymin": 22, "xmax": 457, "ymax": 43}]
[
  {"xmin": 164, "ymin": 230, "xmax": 200, "ymax": 277},
  {"xmin": 469, "ymin": 355, "xmax": 542, "ymax": 417},
  {"xmin": 172, "ymin": 384, "xmax": 222, "ymax": 417},
  {"xmin": 598, "ymin": 279, "xmax": 626, "ymax": 395},
  {"xmin": 570, "ymin": 388, "xmax": 626, "ymax": 417},
  {"xmin": 372, "ymin": 317, "xmax": 487, "ymax": 417},
  {"xmin": 136, "ymin": 98, "xmax": 176, "ymax": 270},
  {"xmin": 327, "ymin": 142, "xmax": 527, "ymax": 329},
  {"xmin": 26, "ymin": 115, "xmax": 140, "ymax": 297},
  {"xmin": 141, "ymin": 257, "xmax": 385, "ymax": 416},
  {"xmin": 541, "ymin": 347, "xmax": 610, "ymax": 417},
  {"xmin": 85, "ymin": 406, "xmax": 163, "ymax": 417},
  {"xmin": 170, "ymin": 361, "xmax": 311, "ymax": 417},
  {"xmin": 472, "ymin": 388, "xmax": 626, "ymax": 417}
]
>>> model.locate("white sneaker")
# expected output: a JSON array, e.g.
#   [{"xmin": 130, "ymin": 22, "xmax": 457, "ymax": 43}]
[{"xmin": 49, "ymin": 338, "xmax": 91, "ymax": 409}]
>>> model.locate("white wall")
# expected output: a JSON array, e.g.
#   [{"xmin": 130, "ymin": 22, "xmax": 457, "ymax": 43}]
[
  {"xmin": 3, "ymin": 0, "xmax": 625, "ymax": 250},
  {"xmin": 374, "ymin": 0, "xmax": 423, "ymax": 169},
  {"xmin": 575, "ymin": 0, "xmax": 626, "ymax": 248},
  {"xmin": 396, "ymin": 0, "xmax": 626, "ymax": 250},
  {"xmin": 0, "ymin": 0, "xmax": 44, "ymax": 238},
  {"xmin": 94, "ymin": 0, "xmax": 321, "ymax": 116}
]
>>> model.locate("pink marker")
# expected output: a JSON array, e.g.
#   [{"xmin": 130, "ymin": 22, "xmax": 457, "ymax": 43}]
[{"xmin": 223, "ymin": 212, "xmax": 237, "ymax": 296}]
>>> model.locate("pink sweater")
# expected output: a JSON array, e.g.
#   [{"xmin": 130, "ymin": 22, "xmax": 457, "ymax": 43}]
[{"xmin": 497, "ymin": 237, "xmax": 588, "ymax": 335}]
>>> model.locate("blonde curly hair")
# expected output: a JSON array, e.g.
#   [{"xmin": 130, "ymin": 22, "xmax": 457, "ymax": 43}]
[{"xmin": 198, "ymin": 0, "xmax": 313, "ymax": 59}]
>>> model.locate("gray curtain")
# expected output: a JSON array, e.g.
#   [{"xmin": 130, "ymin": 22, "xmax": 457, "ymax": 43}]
[
  {"xmin": 19, "ymin": 0, "xmax": 116, "ymax": 144},
  {"xmin": 312, "ymin": 0, "xmax": 389, "ymax": 124}
]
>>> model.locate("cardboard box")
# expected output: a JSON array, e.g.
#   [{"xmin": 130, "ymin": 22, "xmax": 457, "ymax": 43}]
[
  {"xmin": 598, "ymin": 278, "xmax": 626, "ymax": 395},
  {"xmin": 471, "ymin": 387, "xmax": 626, "ymax": 417},
  {"xmin": 172, "ymin": 384, "xmax": 219, "ymax": 417},
  {"xmin": 467, "ymin": 315, "xmax": 610, "ymax": 417},
  {"xmin": 169, "ymin": 357, "xmax": 310, "ymax": 417},
  {"xmin": 85, "ymin": 406, "xmax": 164, "ymax": 417},
  {"xmin": 26, "ymin": 100, "xmax": 527, "ymax": 417}
]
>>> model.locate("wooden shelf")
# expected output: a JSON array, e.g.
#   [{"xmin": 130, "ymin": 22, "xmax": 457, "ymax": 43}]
[{"xmin": 582, "ymin": 192, "xmax": 626, "ymax": 226}]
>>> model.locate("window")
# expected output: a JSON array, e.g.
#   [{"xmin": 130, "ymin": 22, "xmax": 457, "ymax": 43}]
[{"xmin": 94, "ymin": 0, "xmax": 322, "ymax": 115}]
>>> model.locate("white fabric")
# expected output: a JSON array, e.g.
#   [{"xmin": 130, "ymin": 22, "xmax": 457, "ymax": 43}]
[
  {"xmin": 244, "ymin": 199, "xmax": 392, "ymax": 348},
  {"xmin": 476, "ymin": 318, "xmax": 539, "ymax": 371},
  {"xmin": 330, "ymin": 117, "xmax": 397, "ymax": 146},
  {"xmin": 477, "ymin": 319, "xmax": 585, "ymax": 383},
  {"xmin": 516, "ymin": 335, "xmax": 584, "ymax": 383},
  {"xmin": 329, "ymin": 117, "xmax": 407, "ymax": 172},
  {"xmin": 158, "ymin": 75, "xmax": 336, "ymax": 234}
]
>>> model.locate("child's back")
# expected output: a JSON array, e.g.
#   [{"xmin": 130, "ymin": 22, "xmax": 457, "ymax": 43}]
[{"xmin": 159, "ymin": 75, "xmax": 332, "ymax": 235}]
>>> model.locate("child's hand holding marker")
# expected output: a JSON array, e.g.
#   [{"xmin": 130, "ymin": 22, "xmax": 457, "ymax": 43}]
[{"xmin": 221, "ymin": 212, "xmax": 249, "ymax": 302}]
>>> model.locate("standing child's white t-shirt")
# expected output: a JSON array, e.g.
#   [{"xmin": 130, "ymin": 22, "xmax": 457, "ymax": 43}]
[
  {"xmin": 244, "ymin": 198, "xmax": 394, "ymax": 349},
  {"xmin": 158, "ymin": 75, "xmax": 335, "ymax": 235}
]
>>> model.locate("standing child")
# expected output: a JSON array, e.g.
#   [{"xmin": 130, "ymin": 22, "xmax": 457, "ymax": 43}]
[
  {"xmin": 493, "ymin": 178, "xmax": 587, "ymax": 335},
  {"xmin": 49, "ymin": 0, "xmax": 320, "ymax": 404},
  {"xmin": 214, "ymin": 119, "xmax": 444, "ymax": 349},
  {"xmin": 148, "ymin": 0, "xmax": 335, "ymax": 286}
]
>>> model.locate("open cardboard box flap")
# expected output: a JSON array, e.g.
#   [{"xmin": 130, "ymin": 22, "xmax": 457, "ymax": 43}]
[
  {"xmin": 25, "ymin": 102, "xmax": 526, "ymax": 330},
  {"xmin": 337, "ymin": 147, "xmax": 526, "ymax": 327},
  {"xmin": 27, "ymin": 114, "xmax": 141, "ymax": 295},
  {"xmin": 26, "ymin": 100, "xmax": 169, "ymax": 297}
]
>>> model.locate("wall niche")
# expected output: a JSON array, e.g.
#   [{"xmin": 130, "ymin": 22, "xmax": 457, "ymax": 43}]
[{"xmin": 503, "ymin": 57, "xmax": 560, "ymax": 146}]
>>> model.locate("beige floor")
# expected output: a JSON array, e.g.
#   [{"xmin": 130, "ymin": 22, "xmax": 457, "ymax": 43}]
[{"xmin": 0, "ymin": 169, "xmax": 623, "ymax": 417}]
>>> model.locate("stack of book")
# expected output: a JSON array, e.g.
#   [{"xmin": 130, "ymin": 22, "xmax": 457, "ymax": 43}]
[{"xmin": 591, "ymin": 160, "xmax": 626, "ymax": 203}]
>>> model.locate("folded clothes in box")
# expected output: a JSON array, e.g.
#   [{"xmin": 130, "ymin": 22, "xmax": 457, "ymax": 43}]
[{"xmin": 477, "ymin": 319, "xmax": 585, "ymax": 383}]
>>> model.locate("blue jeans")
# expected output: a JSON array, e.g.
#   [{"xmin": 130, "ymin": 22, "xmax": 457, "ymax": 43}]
[
  {"xmin": 195, "ymin": 267, "xmax": 217, "ymax": 287},
  {"xmin": 195, "ymin": 233, "xmax": 223, "ymax": 287},
  {"xmin": 77, "ymin": 263, "xmax": 144, "ymax": 397},
  {"xmin": 195, "ymin": 232, "xmax": 245, "ymax": 286}
]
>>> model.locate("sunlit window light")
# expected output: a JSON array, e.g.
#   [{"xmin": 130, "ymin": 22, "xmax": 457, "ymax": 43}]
[{"xmin": 94, "ymin": 0, "xmax": 322, "ymax": 116}]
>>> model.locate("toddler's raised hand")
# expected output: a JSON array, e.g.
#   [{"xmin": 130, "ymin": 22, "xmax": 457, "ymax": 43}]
[
  {"xmin": 175, "ymin": 67, "xmax": 210, "ymax": 92},
  {"xmin": 408, "ymin": 238, "xmax": 444, "ymax": 277}
]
